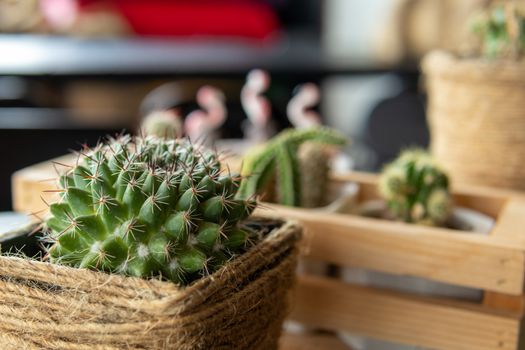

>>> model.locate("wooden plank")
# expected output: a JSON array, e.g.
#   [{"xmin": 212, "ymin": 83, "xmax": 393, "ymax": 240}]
[
  {"xmin": 483, "ymin": 292, "xmax": 525, "ymax": 313},
  {"xmin": 255, "ymin": 205, "xmax": 525, "ymax": 295},
  {"xmin": 289, "ymin": 276, "xmax": 521, "ymax": 350},
  {"xmin": 484, "ymin": 201, "xmax": 525, "ymax": 314},
  {"xmin": 280, "ymin": 332, "xmax": 351, "ymax": 350},
  {"xmin": 492, "ymin": 200, "xmax": 525, "ymax": 245},
  {"xmin": 11, "ymin": 154, "xmax": 75, "ymax": 216}
]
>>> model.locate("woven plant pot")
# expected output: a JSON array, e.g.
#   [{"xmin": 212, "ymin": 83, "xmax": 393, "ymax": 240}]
[
  {"xmin": 422, "ymin": 50, "xmax": 525, "ymax": 190},
  {"xmin": 0, "ymin": 219, "xmax": 301, "ymax": 350}
]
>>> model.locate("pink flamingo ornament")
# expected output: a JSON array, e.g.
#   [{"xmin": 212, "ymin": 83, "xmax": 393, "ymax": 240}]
[
  {"xmin": 184, "ymin": 85, "xmax": 227, "ymax": 144},
  {"xmin": 241, "ymin": 69, "xmax": 275, "ymax": 142},
  {"xmin": 286, "ymin": 83, "xmax": 321, "ymax": 129}
]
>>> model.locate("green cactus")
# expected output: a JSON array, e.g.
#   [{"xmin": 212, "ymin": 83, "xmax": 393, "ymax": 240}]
[
  {"xmin": 44, "ymin": 135, "xmax": 257, "ymax": 285},
  {"xmin": 238, "ymin": 127, "xmax": 346, "ymax": 207},
  {"xmin": 471, "ymin": 2, "xmax": 525, "ymax": 60},
  {"xmin": 378, "ymin": 149, "xmax": 451, "ymax": 226},
  {"xmin": 141, "ymin": 111, "xmax": 183, "ymax": 139}
]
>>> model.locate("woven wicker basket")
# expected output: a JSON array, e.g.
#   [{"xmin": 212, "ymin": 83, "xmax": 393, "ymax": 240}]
[
  {"xmin": 0, "ymin": 219, "xmax": 301, "ymax": 350},
  {"xmin": 422, "ymin": 50, "xmax": 525, "ymax": 190}
]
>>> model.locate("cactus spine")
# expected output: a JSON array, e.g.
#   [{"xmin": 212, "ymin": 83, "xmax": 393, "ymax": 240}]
[
  {"xmin": 45, "ymin": 136, "xmax": 257, "ymax": 285},
  {"xmin": 238, "ymin": 127, "xmax": 346, "ymax": 207},
  {"xmin": 378, "ymin": 149, "xmax": 451, "ymax": 226}
]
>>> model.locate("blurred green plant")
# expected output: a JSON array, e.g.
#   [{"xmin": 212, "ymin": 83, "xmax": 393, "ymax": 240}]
[
  {"xmin": 237, "ymin": 127, "xmax": 346, "ymax": 207},
  {"xmin": 379, "ymin": 148, "xmax": 452, "ymax": 226},
  {"xmin": 471, "ymin": 2, "xmax": 525, "ymax": 60}
]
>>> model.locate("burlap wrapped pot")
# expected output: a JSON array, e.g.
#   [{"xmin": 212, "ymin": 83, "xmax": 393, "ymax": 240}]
[
  {"xmin": 422, "ymin": 50, "xmax": 525, "ymax": 190},
  {"xmin": 0, "ymin": 219, "xmax": 301, "ymax": 350}
]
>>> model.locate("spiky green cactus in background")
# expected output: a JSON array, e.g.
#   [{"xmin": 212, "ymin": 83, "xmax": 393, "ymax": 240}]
[
  {"xmin": 45, "ymin": 136, "xmax": 257, "ymax": 285},
  {"xmin": 238, "ymin": 127, "xmax": 346, "ymax": 207},
  {"xmin": 471, "ymin": 2, "xmax": 525, "ymax": 60},
  {"xmin": 379, "ymin": 149, "xmax": 451, "ymax": 226},
  {"xmin": 141, "ymin": 110, "xmax": 183, "ymax": 139}
]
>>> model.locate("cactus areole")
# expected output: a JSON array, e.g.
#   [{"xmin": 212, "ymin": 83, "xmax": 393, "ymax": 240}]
[
  {"xmin": 45, "ymin": 135, "xmax": 258, "ymax": 285},
  {"xmin": 379, "ymin": 149, "xmax": 452, "ymax": 226}
]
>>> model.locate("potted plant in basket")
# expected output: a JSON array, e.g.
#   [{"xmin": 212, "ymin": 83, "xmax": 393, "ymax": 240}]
[
  {"xmin": 422, "ymin": 2, "xmax": 525, "ymax": 190},
  {"xmin": 0, "ymin": 135, "xmax": 301, "ymax": 349}
]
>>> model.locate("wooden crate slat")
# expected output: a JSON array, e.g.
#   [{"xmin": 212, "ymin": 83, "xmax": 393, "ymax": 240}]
[
  {"xmin": 483, "ymin": 292, "xmax": 525, "ymax": 313},
  {"xmin": 492, "ymin": 201, "xmax": 525, "ymax": 246},
  {"xmin": 11, "ymin": 154, "xmax": 74, "ymax": 215},
  {"xmin": 279, "ymin": 332, "xmax": 351, "ymax": 350},
  {"xmin": 290, "ymin": 276, "xmax": 521, "ymax": 350},
  {"xmin": 484, "ymin": 200, "xmax": 525, "ymax": 314},
  {"xmin": 256, "ymin": 204, "xmax": 525, "ymax": 295}
]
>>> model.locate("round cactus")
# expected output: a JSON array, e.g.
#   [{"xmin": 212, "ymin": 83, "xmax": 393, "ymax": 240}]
[
  {"xmin": 140, "ymin": 110, "xmax": 183, "ymax": 139},
  {"xmin": 44, "ymin": 135, "xmax": 258, "ymax": 285},
  {"xmin": 378, "ymin": 149, "xmax": 451, "ymax": 226}
]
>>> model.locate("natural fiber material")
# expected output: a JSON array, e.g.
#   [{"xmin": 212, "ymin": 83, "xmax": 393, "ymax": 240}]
[
  {"xmin": 0, "ymin": 219, "xmax": 301, "ymax": 350},
  {"xmin": 422, "ymin": 50, "xmax": 525, "ymax": 190}
]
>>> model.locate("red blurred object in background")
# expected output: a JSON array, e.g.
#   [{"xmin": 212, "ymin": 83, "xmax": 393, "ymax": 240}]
[{"xmin": 77, "ymin": 0, "xmax": 280, "ymax": 39}]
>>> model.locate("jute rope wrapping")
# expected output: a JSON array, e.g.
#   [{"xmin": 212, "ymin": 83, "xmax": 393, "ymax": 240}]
[
  {"xmin": 0, "ymin": 219, "xmax": 301, "ymax": 350},
  {"xmin": 422, "ymin": 50, "xmax": 525, "ymax": 190}
]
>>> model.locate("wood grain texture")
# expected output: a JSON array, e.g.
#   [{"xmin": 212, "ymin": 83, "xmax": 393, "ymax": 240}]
[
  {"xmin": 492, "ymin": 200, "xmax": 525, "ymax": 247},
  {"xmin": 484, "ymin": 200, "xmax": 525, "ymax": 314},
  {"xmin": 11, "ymin": 154, "xmax": 75, "ymax": 216},
  {"xmin": 290, "ymin": 276, "xmax": 522, "ymax": 350},
  {"xmin": 279, "ymin": 332, "xmax": 351, "ymax": 350},
  {"xmin": 256, "ymin": 202, "xmax": 525, "ymax": 295},
  {"xmin": 483, "ymin": 292, "xmax": 525, "ymax": 313}
]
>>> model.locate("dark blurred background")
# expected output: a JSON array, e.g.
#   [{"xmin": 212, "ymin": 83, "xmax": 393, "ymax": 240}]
[{"xmin": 0, "ymin": 0, "xmax": 487, "ymax": 210}]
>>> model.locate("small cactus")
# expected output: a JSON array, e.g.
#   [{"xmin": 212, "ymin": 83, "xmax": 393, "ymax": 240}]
[
  {"xmin": 378, "ymin": 149, "xmax": 451, "ymax": 226},
  {"xmin": 238, "ymin": 127, "xmax": 346, "ymax": 207},
  {"xmin": 471, "ymin": 2, "xmax": 525, "ymax": 60},
  {"xmin": 140, "ymin": 110, "xmax": 183, "ymax": 139},
  {"xmin": 44, "ymin": 135, "xmax": 258, "ymax": 285}
]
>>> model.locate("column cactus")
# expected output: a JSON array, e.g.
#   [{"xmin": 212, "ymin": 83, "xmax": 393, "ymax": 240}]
[{"xmin": 238, "ymin": 127, "xmax": 346, "ymax": 207}]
